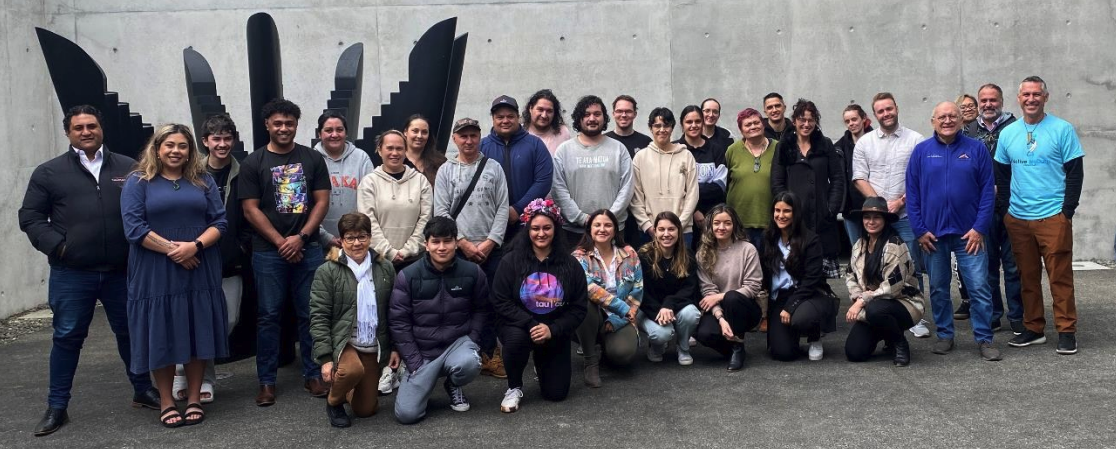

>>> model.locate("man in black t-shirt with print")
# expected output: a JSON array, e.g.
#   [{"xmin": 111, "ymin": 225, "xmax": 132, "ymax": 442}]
[{"xmin": 238, "ymin": 98, "xmax": 332, "ymax": 406}]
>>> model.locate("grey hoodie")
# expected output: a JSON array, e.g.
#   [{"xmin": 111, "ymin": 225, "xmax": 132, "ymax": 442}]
[
  {"xmin": 432, "ymin": 155, "xmax": 510, "ymax": 245},
  {"xmin": 315, "ymin": 141, "xmax": 375, "ymax": 244},
  {"xmin": 551, "ymin": 135, "xmax": 635, "ymax": 233}
]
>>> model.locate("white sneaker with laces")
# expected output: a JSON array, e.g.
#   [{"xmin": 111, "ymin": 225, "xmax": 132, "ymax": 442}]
[
  {"xmin": 910, "ymin": 319, "xmax": 931, "ymax": 338},
  {"xmin": 377, "ymin": 366, "xmax": 400, "ymax": 396},
  {"xmin": 808, "ymin": 342, "xmax": 824, "ymax": 361},
  {"xmin": 500, "ymin": 388, "xmax": 523, "ymax": 413}
]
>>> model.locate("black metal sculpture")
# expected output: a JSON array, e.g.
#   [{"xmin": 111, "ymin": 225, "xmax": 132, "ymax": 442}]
[
  {"xmin": 35, "ymin": 28, "xmax": 153, "ymax": 159},
  {"xmin": 183, "ymin": 47, "xmax": 246, "ymax": 159}
]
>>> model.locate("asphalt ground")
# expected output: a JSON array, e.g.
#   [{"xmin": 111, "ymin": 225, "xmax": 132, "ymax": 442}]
[{"xmin": 1, "ymin": 270, "xmax": 1114, "ymax": 448}]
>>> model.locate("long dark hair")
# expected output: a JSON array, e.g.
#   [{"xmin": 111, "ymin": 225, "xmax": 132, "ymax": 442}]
[
  {"xmin": 507, "ymin": 211, "xmax": 572, "ymax": 278},
  {"xmin": 523, "ymin": 89, "xmax": 566, "ymax": 133},
  {"xmin": 576, "ymin": 209, "xmax": 626, "ymax": 252},
  {"xmin": 858, "ymin": 216, "xmax": 899, "ymax": 289},
  {"xmin": 761, "ymin": 191, "xmax": 809, "ymax": 282},
  {"xmin": 403, "ymin": 114, "xmax": 447, "ymax": 174},
  {"xmin": 639, "ymin": 211, "xmax": 692, "ymax": 279}
]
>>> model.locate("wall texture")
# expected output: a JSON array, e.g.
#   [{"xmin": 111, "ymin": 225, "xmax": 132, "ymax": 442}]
[{"xmin": 3, "ymin": 0, "xmax": 1115, "ymax": 318}]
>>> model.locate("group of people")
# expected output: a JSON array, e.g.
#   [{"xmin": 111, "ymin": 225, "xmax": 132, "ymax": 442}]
[{"xmin": 19, "ymin": 74, "xmax": 1084, "ymax": 435}]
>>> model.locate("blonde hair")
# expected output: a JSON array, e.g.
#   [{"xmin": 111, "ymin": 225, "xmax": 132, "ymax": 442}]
[{"xmin": 133, "ymin": 123, "xmax": 207, "ymax": 188}]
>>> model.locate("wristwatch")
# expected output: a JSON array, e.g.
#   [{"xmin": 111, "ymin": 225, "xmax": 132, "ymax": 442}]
[
  {"xmin": 193, "ymin": 240, "xmax": 204, "ymax": 252},
  {"xmin": 299, "ymin": 232, "xmax": 311, "ymax": 243}
]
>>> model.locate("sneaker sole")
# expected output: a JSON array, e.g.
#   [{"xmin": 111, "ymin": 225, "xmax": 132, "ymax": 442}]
[
  {"xmin": 678, "ymin": 356, "xmax": 694, "ymax": 366},
  {"xmin": 500, "ymin": 405, "xmax": 518, "ymax": 413},
  {"xmin": 1056, "ymin": 348, "xmax": 1078, "ymax": 355},
  {"xmin": 450, "ymin": 404, "xmax": 470, "ymax": 412},
  {"xmin": 1007, "ymin": 336, "xmax": 1047, "ymax": 347},
  {"xmin": 808, "ymin": 355, "xmax": 823, "ymax": 361}
]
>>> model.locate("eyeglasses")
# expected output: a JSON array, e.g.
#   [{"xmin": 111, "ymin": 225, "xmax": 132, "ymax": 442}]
[
  {"xmin": 342, "ymin": 234, "xmax": 370, "ymax": 244},
  {"xmin": 933, "ymin": 114, "xmax": 960, "ymax": 123},
  {"xmin": 794, "ymin": 117, "xmax": 816, "ymax": 124},
  {"xmin": 959, "ymin": 104, "xmax": 977, "ymax": 111}
]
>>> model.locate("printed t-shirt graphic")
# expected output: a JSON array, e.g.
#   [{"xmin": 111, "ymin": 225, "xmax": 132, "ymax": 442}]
[
  {"xmin": 520, "ymin": 272, "xmax": 565, "ymax": 314},
  {"xmin": 271, "ymin": 163, "xmax": 308, "ymax": 213}
]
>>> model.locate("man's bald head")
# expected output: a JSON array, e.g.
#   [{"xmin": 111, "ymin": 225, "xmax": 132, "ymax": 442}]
[{"xmin": 931, "ymin": 101, "xmax": 962, "ymax": 141}]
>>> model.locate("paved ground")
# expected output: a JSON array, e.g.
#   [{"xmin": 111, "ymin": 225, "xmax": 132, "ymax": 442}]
[{"xmin": 1, "ymin": 270, "xmax": 1114, "ymax": 449}]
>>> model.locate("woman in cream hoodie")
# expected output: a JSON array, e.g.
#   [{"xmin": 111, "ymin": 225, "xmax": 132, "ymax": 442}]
[
  {"xmin": 356, "ymin": 130, "xmax": 432, "ymax": 267},
  {"xmin": 629, "ymin": 107, "xmax": 699, "ymax": 247}
]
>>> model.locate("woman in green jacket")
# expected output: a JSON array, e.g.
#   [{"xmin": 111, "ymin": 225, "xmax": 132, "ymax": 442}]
[{"xmin": 309, "ymin": 212, "xmax": 397, "ymax": 428}]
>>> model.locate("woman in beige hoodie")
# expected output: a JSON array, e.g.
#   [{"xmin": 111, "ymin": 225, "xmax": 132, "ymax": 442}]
[
  {"xmin": 356, "ymin": 130, "xmax": 432, "ymax": 267},
  {"xmin": 629, "ymin": 107, "xmax": 699, "ymax": 247}
]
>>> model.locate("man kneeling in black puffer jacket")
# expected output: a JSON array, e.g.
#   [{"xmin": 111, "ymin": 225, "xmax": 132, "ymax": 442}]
[{"xmin": 390, "ymin": 217, "xmax": 488, "ymax": 424}]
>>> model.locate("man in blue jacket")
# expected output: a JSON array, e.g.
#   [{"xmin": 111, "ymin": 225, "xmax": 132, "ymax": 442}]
[
  {"xmin": 480, "ymin": 95, "xmax": 554, "ymax": 244},
  {"xmin": 18, "ymin": 105, "xmax": 160, "ymax": 436},
  {"xmin": 390, "ymin": 217, "xmax": 487, "ymax": 424},
  {"xmin": 906, "ymin": 101, "xmax": 1000, "ymax": 361}
]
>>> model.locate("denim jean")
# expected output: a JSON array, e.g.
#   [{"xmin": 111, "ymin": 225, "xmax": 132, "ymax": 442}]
[
  {"xmin": 744, "ymin": 228, "xmax": 765, "ymax": 255},
  {"xmin": 47, "ymin": 267, "xmax": 152, "ymax": 409},
  {"xmin": 890, "ymin": 217, "xmax": 925, "ymax": 292},
  {"xmin": 471, "ymin": 246, "xmax": 503, "ymax": 355},
  {"xmin": 253, "ymin": 246, "xmax": 324, "ymax": 384},
  {"xmin": 988, "ymin": 214, "xmax": 1023, "ymax": 323},
  {"xmin": 924, "ymin": 235, "xmax": 994, "ymax": 343},
  {"xmin": 844, "ymin": 218, "xmax": 861, "ymax": 250},
  {"xmin": 639, "ymin": 304, "xmax": 700, "ymax": 352}
]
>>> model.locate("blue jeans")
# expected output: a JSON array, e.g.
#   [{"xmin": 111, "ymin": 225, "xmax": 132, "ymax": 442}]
[
  {"xmin": 844, "ymin": 217, "xmax": 861, "ymax": 249},
  {"xmin": 47, "ymin": 267, "xmax": 152, "ymax": 409},
  {"xmin": 471, "ymin": 246, "xmax": 503, "ymax": 355},
  {"xmin": 253, "ymin": 246, "xmax": 324, "ymax": 384},
  {"xmin": 925, "ymin": 235, "xmax": 994, "ymax": 343},
  {"xmin": 890, "ymin": 217, "xmax": 925, "ymax": 292},
  {"xmin": 988, "ymin": 214, "xmax": 1023, "ymax": 323},
  {"xmin": 744, "ymin": 228, "xmax": 765, "ymax": 255},
  {"xmin": 639, "ymin": 304, "xmax": 701, "ymax": 352}
]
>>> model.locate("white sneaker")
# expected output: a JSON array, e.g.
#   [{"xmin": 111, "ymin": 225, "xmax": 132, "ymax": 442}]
[
  {"xmin": 500, "ymin": 388, "xmax": 523, "ymax": 413},
  {"xmin": 378, "ymin": 366, "xmax": 400, "ymax": 396},
  {"xmin": 647, "ymin": 343, "xmax": 665, "ymax": 362},
  {"xmin": 677, "ymin": 348, "xmax": 694, "ymax": 366},
  {"xmin": 575, "ymin": 344, "xmax": 584, "ymax": 356},
  {"xmin": 689, "ymin": 337, "xmax": 698, "ymax": 347},
  {"xmin": 808, "ymin": 342, "xmax": 824, "ymax": 361},
  {"xmin": 910, "ymin": 319, "xmax": 931, "ymax": 338}
]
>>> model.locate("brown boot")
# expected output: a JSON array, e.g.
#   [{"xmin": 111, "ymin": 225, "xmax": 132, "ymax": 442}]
[
  {"xmin": 255, "ymin": 385, "xmax": 276, "ymax": 407},
  {"xmin": 304, "ymin": 378, "xmax": 328, "ymax": 398},
  {"xmin": 583, "ymin": 352, "xmax": 601, "ymax": 388},
  {"xmin": 481, "ymin": 347, "xmax": 508, "ymax": 379}
]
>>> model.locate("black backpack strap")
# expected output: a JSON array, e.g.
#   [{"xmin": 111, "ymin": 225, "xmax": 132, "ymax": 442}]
[{"xmin": 451, "ymin": 156, "xmax": 488, "ymax": 219}]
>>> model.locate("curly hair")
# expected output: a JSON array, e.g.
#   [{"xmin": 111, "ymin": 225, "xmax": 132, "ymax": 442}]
[
  {"xmin": 260, "ymin": 98, "xmax": 301, "ymax": 122},
  {"xmin": 523, "ymin": 89, "xmax": 566, "ymax": 133},
  {"xmin": 133, "ymin": 123, "xmax": 207, "ymax": 188},
  {"xmin": 696, "ymin": 204, "xmax": 748, "ymax": 274},
  {"xmin": 571, "ymin": 95, "xmax": 610, "ymax": 134}
]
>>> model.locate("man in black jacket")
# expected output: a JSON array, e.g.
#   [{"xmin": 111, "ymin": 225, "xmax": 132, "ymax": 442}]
[
  {"xmin": 762, "ymin": 92, "xmax": 794, "ymax": 141},
  {"xmin": 18, "ymin": 105, "xmax": 160, "ymax": 436},
  {"xmin": 390, "ymin": 217, "xmax": 487, "ymax": 424}
]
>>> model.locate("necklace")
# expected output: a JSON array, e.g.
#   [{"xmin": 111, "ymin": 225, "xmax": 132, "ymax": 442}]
[
  {"xmin": 746, "ymin": 138, "xmax": 768, "ymax": 173},
  {"xmin": 171, "ymin": 179, "xmax": 180, "ymax": 190},
  {"xmin": 1024, "ymin": 114, "xmax": 1044, "ymax": 152}
]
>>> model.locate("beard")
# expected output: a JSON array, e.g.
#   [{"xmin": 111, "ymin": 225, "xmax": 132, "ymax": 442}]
[{"xmin": 581, "ymin": 126, "xmax": 603, "ymax": 137}]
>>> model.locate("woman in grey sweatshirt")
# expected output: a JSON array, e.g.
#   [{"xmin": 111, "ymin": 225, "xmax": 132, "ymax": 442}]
[{"xmin": 315, "ymin": 111, "xmax": 375, "ymax": 247}]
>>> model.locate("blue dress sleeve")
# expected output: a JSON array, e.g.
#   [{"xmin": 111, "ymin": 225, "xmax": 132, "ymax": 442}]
[{"xmin": 120, "ymin": 174, "xmax": 151, "ymax": 244}]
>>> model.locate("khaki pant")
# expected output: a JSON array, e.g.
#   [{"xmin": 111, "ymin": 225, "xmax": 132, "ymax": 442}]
[
  {"xmin": 327, "ymin": 345, "xmax": 380, "ymax": 418},
  {"xmin": 1004, "ymin": 213, "xmax": 1077, "ymax": 333}
]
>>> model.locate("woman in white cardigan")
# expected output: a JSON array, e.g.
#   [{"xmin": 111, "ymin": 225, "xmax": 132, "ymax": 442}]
[{"xmin": 356, "ymin": 130, "xmax": 432, "ymax": 268}]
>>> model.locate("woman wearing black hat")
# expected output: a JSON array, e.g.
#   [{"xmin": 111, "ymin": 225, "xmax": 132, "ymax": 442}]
[{"xmin": 843, "ymin": 197, "xmax": 926, "ymax": 366}]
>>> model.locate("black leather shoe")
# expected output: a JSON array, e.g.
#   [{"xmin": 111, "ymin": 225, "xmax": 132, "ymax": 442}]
[
  {"xmin": 34, "ymin": 408, "xmax": 68, "ymax": 437},
  {"xmin": 727, "ymin": 343, "xmax": 745, "ymax": 371},
  {"xmin": 893, "ymin": 337, "xmax": 911, "ymax": 367},
  {"xmin": 327, "ymin": 402, "xmax": 351, "ymax": 428},
  {"xmin": 131, "ymin": 387, "xmax": 161, "ymax": 410}
]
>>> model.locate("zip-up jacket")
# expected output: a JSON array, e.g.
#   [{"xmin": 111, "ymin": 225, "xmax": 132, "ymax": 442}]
[
  {"xmin": 310, "ymin": 247, "xmax": 396, "ymax": 365},
  {"xmin": 480, "ymin": 126, "xmax": 553, "ymax": 214},
  {"xmin": 389, "ymin": 255, "xmax": 488, "ymax": 371},
  {"xmin": 906, "ymin": 133, "xmax": 995, "ymax": 238},
  {"xmin": 19, "ymin": 148, "xmax": 136, "ymax": 271},
  {"xmin": 202, "ymin": 156, "xmax": 251, "ymax": 277}
]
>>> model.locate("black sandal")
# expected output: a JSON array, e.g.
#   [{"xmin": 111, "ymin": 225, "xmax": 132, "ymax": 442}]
[
  {"xmin": 183, "ymin": 403, "xmax": 205, "ymax": 426},
  {"xmin": 160, "ymin": 406, "xmax": 184, "ymax": 428}
]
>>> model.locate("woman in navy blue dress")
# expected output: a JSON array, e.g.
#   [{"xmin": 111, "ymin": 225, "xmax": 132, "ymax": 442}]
[{"xmin": 121, "ymin": 124, "xmax": 228, "ymax": 427}]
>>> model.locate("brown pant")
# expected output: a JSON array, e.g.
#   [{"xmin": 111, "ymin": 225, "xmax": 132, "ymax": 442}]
[
  {"xmin": 1004, "ymin": 213, "xmax": 1077, "ymax": 333},
  {"xmin": 327, "ymin": 345, "xmax": 380, "ymax": 418}
]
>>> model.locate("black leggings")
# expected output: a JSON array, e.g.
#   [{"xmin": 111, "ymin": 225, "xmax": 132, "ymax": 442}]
[
  {"xmin": 767, "ymin": 296, "xmax": 830, "ymax": 361},
  {"xmin": 845, "ymin": 300, "xmax": 916, "ymax": 362},
  {"xmin": 498, "ymin": 324, "xmax": 572, "ymax": 401},
  {"xmin": 694, "ymin": 291, "xmax": 763, "ymax": 357}
]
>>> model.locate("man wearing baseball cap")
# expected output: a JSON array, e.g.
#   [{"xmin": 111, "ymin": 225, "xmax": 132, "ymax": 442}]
[{"xmin": 480, "ymin": 95, "xmax": 553, "ymax": 244}]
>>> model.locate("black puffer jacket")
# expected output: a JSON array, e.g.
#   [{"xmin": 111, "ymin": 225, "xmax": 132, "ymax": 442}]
[
  {"xmin": 19, "ymin": 148, "xmax": 136, "ymax": 271},
  {"xmin": 389, "ymin": 255, "xmax": 487, "ymax": 371},
  {"xmin": 834, "ymin": 125, "xmax": 872, "ymax": 215}
]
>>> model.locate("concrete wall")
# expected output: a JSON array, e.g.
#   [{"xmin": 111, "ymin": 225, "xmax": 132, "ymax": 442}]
[{"xmin": 3, "ymin": 0, "xmax": 1115, "ymax": 318}]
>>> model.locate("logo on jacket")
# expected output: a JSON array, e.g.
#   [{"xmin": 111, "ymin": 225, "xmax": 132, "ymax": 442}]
[{"xmin": 958, "ymin": 153, "xmax": 970, "ymax": 159}]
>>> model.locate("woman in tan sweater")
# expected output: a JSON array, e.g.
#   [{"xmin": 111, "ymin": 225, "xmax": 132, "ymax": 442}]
[
  {"xmin": 693, "ymin": 204, "xmax": 765, "ymax": 371},
  {"xmin": 356, "ymin": 130, "xmax": 432, "ymax": 268},
  {"xmin": 843, "ymin": 197, "xmax": 926, "ymax": 366}
]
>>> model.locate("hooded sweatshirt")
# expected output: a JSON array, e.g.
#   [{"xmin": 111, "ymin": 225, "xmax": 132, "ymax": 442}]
[
  {"xmin": 551, "ymin": 135, "xmax": 635, "ymax": 233},
  {"xmin": 432, "ymin": 155, "xmax": 510, "ymax": 245},
  {"xmin": 356, "ymin": 165, "xmax": 432, "ymax": 262},
  {"xmin": 630, "ymin": 141, "xmax": 699, "ymax": 233},
  {"xmin": 315, "ymin": 141, "xmax": 375, "ymax": 245}
]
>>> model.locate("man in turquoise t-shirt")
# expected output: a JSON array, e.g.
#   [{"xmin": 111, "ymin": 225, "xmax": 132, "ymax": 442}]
[{"xmin": 994, "ymin": 76, "xmax": 1085, "ymax": 355}]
